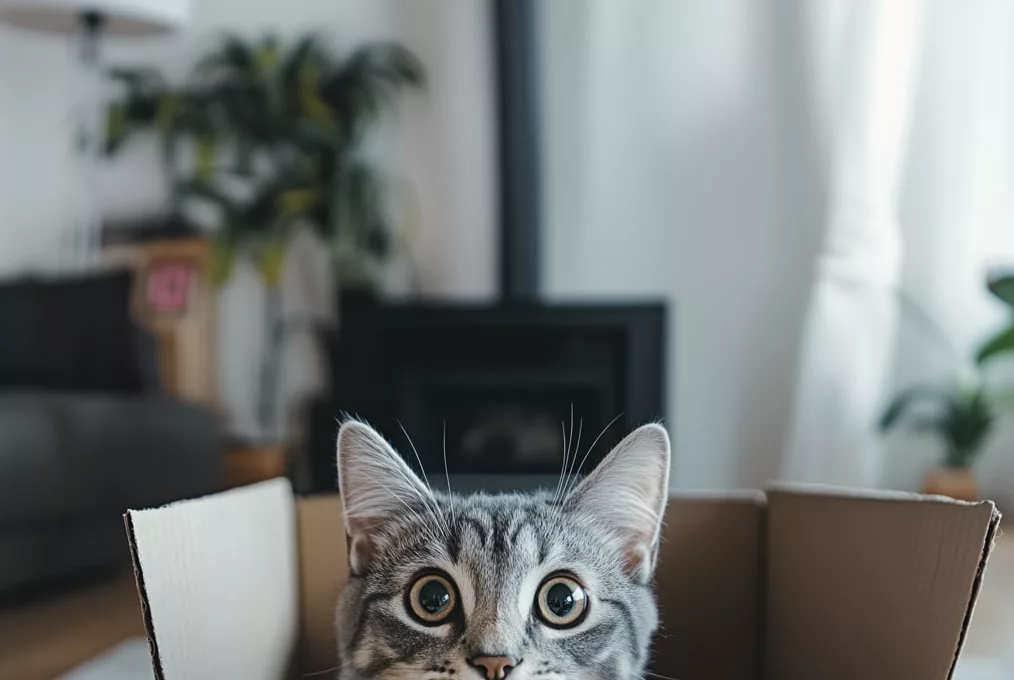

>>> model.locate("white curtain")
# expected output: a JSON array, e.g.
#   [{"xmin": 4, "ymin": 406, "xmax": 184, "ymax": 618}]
[{"xmin": 781, "ymin": 0, "xmax": 923, "ymax": 485}]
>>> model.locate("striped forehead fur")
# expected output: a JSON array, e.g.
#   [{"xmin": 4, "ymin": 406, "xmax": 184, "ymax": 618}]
[{"xmin": 334, "ymin": 420, "xmax": 670, "ymax": 680}]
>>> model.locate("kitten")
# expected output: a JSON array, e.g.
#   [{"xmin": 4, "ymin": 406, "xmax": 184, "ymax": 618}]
[{"xmin": 334, "ymin": 420, "xmax": 671, "ymax": 680}]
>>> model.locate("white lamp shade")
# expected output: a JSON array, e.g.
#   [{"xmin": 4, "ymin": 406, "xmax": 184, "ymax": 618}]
[{"xmin": 0, "ymin": 0, "xmax": 190, "ymax": 36}]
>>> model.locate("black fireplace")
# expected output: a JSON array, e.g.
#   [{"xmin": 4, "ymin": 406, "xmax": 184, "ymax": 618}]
[{"xmin": 306, "ymin": 297, "xmax": 665, "ymax": 492}]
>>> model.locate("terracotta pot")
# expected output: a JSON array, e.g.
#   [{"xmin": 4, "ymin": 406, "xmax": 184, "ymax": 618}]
[
  {"xmin": 922, "ymin": 467, "xmax": 979, "ymax": 501},
  {"xmin": 225, "ymin": 441, "xmax": 288, "ymax": 489}
]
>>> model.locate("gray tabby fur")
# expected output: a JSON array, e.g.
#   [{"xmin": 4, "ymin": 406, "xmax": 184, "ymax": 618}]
[{"xmin": 335, "ymin": 419, "xmax": 671, "ymax": 680}]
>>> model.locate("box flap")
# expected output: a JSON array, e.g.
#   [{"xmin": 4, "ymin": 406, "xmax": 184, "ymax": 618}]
[
  {"xmin": 295, "ymin": 494, "xmax": 347, "ymax": 677},
  {"xmin": 765, "ymin": 486, "xmax": 1000, "ymax": 680},
  {"xmin": 124, "ymin": 479, "xmax": 300, "ymax": 680},
  {"xmin": 653, "ymin": 495, "xmax": 765, "ymax": 680}
]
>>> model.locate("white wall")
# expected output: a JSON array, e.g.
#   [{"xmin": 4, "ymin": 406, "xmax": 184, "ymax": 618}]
[
  {"xmin": 543, "ymin": 0, "xmax": 1014, "ymax": 497},
  {"xmin": 0, "ymin": 0, "xmax": 497, "ymax": 438}
]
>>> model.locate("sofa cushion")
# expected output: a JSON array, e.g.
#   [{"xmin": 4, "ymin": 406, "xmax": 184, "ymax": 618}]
[
  {"xmin": 0, "ymin": 269, "xmax": 144, "ymax": 393},
  {"xmin": 0, "ymin": 393, "xmax": 223, "ymax": 524}
]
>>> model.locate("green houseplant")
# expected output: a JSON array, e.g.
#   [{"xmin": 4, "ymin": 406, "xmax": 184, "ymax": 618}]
[
  {"xmin": 878, "ymin": 378, "xmax": 993, "ymax": 499},
  {"xmin": 105, "ymin": 34, "xmax": 425, "ymax": 438},
  {"xmin": 879, "ymin": 274, "xmax": 1014, "ymax": 499}
]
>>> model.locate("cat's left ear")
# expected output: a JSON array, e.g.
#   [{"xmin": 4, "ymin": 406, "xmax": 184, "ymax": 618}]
[
  {"xmin": 566, "ymin": 423, "xmax": 671, "ymax": 582},
  {"xmin": 337, "ymin": 420, "xmax": 433, "ymax": 573}
]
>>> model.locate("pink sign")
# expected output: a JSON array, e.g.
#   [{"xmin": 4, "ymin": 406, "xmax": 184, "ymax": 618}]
[{"xmin": 146, "ymin": 261, "xmax": 192, "ymax": 313}]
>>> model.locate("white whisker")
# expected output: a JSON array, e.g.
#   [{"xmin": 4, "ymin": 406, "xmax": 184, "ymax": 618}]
[
  {"xmin": 396, "ymin": 420, "xmax": 450, "ymax": 537},
  {"xmin": 398, "ymin": 420, "xmax": 432, "ymax": 490},
  {"xmin": 442, "ymin": 420, "xmax": 456, "ymax": 528},
  {"xmin": 563, "ymin": 412, "xmax": 623, "ymax": 500},
  {"xmin": 553, "ymin": 420, "xmax": 569, "ymax": 504},
  {"xmin": 563, "ymin": 416, "xmax": 584, "ymax": 498}
]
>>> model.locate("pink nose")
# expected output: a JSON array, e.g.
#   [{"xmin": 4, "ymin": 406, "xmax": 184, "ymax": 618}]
[{"xmin": 468, "ymin": 655, "xmax": 519, "ymax": 679}]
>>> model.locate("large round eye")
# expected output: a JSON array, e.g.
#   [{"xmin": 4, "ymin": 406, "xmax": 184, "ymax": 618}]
[
  {"xmin": 407, "ymin": 572, "xmax": 458, "ymax": 625},
  {"xmin": 536, "ymin": 573, "xmax": 588, "ymax": 628}
]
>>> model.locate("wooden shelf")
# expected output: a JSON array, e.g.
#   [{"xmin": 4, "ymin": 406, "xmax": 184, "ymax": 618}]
[{"xmin": 103, "ymin": 238, "xmax": 218, "ymax": 412}]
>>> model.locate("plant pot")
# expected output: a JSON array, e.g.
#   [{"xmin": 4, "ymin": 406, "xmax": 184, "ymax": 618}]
[
  {"xmin": 921, "ymin": 467, "xmax": 979, "ymax": 501},
  {"xmin": 225, "ymin": 440, "xmax": 289, "ymax": 489}
]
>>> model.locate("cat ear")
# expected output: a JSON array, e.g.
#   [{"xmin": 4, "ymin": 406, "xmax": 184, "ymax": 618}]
[
  {"xmin": 337, "ymin": 420, "xmax": 433, "ymax": 572},
  {"xmin": 565, "ymin": 423, "xmax": 671, "ymax": 582}
]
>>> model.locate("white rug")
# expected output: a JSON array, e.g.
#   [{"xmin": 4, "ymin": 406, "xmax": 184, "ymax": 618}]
[
  {"xmin": 57, "ymin": 639, "xmax": 154, "ymax": 680},
  {"xmin": 952, "ymin": 656, "xmax": 1011, "ymax": 680}
]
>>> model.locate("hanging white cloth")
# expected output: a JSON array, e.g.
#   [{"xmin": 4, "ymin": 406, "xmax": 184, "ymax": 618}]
[{"xmin": 782, "ymin": 0, "xmax": 923, "ymax": 486}]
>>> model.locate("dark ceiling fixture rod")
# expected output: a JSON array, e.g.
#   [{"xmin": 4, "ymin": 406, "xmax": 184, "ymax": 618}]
[{"xmin": 493, "ymin": 0, "xmax": 542, "ymax": 302}]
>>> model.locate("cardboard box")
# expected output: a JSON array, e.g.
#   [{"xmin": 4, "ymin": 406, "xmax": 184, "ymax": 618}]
[{"xmin": 124, "ymin": 479, "xmax": 1000, "ymax": 680}]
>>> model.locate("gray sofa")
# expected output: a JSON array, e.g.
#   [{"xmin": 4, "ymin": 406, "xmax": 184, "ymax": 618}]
[
  {"xmin": 0, "ymin": 393, "xmax": 222, "ymax": 592},
  {"xmin": 0, "ymin": 269, "xmax": 223, "ymax": 594}
]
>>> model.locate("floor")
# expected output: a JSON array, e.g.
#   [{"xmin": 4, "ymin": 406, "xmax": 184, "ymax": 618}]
[
  {"xmin": 0, "ymin": 574, "xmax": 144, "ymax": 679},
  {"xmin": 960, "ymin": 529, "xmax": 1014, "ymax": 673},
  {"xmin": 0, "ymin": 536, "xmax": 1012, "ymax": 679}
]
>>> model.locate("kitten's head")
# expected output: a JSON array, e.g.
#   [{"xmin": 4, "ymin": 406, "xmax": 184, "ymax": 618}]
[{"xmin": 334, "ymin": 420, "xmax": 670, "ymax": 680}]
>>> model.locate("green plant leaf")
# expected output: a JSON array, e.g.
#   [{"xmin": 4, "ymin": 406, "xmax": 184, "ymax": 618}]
[
  {"xmin": 194, "ymin": 33, "xmax": 257, "ymax": 79},
  {"xmin": 258, "ymin": 238, "xmax": 288, "ymax": 288},
  {"xmin": 208, "ymin": 233, "xmax": 237, "ymax": 287},
  {"xmin": 941, "ymin": 388, "xmax": 994, "ymax": 467},
  {"xmin": 320, "ymin": 43, "xmax": 425, "ymax": 143},
  {"xmin": 107, "ymin": 67, "xmax": 166, "ymax": 91},
  {"xmin": 986, "ymin": 271, "xmax": 1014, "ymax": 308},
  {"xmin": 257, "ymin": 37, "xmax": 280, "ymax": 72},
  {"xmin": 281, "ymin": 35, "xmax": 334, "ymax": 122},
  {"xmin": 176, "ymin": 179, "xmax": 242, "ymax": 225},
  {"xmin": 879, "ymin": 385, "xmax": 952, "ymax": 432},
  {"xmin": 104, "ymin": 103, "xmax": 127, "ymax": 155},
  {"xmin": 882, "ymin": 383, "xmax": 995, "ymax": 469},
  {"xmin": 195, "ymin": 136, "xmax": 217, "ymax": 181},
  {"xmin": 975, "ymin": 325, "xmax": 1014, "ymax": 365},
  {"xmin": 156, "ymin": 92, "xmax": 181, "ymax": 130},
  {"xmin": 278, "ymin": 188, "xmax": 321, "ymax": 218},
  {"xmin": 292, "ymin": 119, "xmax": 342, "ymax": 152}
]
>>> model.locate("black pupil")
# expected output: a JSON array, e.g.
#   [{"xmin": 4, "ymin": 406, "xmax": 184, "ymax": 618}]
[
  {"xmin": 546, "ymin": 582, "xmax": 577, "ymax": 618},
  {"xmin": 419, "ymin": 579, "xmax": 450, "ymax": 614}
]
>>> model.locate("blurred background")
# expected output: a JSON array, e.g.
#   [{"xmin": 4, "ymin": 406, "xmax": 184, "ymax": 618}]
[{"xmin": 2, "ymin": 0, "xmax": 1014, "ymax": 677}]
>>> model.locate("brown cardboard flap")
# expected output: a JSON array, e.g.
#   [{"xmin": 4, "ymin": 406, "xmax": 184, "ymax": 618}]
[
  {"xmin": 654, "ymin": 496, "xmax": 765, "ymax": 680},
  {"xmin": 296, "ymin": 495, "xmax": 347, "ymax": 677},
  {"xmin": 765, "ymin": 488, "xmax": 1000, "ymax": 680}
]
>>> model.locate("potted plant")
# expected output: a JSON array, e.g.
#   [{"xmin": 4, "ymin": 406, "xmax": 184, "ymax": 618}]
[
  {"xmin": 878, "ymin": 377, "xmax": 994, "ymax": 500},
  {"xmin": 880, "ymin": 271, "xmax": 1014, "ymax": 500},
  {"xmin": 105, "ymin": 33, "xmax": 424, "ymax": 440}
]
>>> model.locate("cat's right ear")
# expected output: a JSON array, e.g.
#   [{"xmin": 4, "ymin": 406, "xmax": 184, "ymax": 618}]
[{"xmin": 337, "ymin": 420, "xmax": 432, "ymax": 572}]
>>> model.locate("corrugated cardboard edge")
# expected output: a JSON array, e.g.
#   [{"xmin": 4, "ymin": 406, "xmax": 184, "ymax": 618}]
[
  {"xmin": 123, "ymin": 512, "xmax": 166, "ymax": 680},
  {"xmin": 766, "ymin": 481, "xmax": 986, "ymax": 506},
  {"xmin": 946, "ymin": 506, "xmax": 1003, "ymax": 680},
  {"xmin": 668, "ymin": 489, "xmax": 768, "ymax": 503}
]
